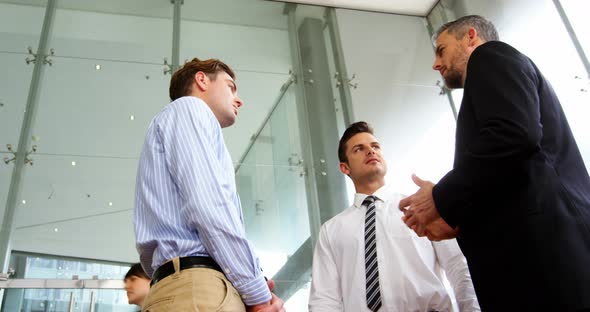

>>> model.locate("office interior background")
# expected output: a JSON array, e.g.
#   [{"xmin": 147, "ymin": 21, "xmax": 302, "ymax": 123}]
[{"xmin": 0, "ymin": 0, "xmax": 588, "ymax": 310}]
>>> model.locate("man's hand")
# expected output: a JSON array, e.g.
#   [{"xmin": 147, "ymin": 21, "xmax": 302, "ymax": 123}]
[
  {"xmin": 246, "ymin": 279, "xmax": 286, "ymax": 312},
  {"xmin": 246, "ymin": 294, "xmax": 285, "ymax": 312},
  {"xmin": 399, "ymin": 174, "xmax": 440, "ymax": 236},
  {"xmin": 425, "ymin": 217, "xmax": 459, "ymax": 241}
]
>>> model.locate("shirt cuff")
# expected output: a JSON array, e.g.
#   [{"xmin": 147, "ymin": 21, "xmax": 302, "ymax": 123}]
[{"xmin": 234, "ymin": 274, "xmax": 272, "ymax": 306}]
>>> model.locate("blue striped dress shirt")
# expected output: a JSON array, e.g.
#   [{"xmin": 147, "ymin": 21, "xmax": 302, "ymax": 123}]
[{"xmin": 134, "ymin": 96, "xmax": 271, "ymax": 305}]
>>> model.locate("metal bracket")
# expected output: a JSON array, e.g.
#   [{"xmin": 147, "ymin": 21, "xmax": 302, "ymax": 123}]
[
  {"xmin": 255, "ymin": 200, "xmax": 264, "ymax": 216},
  {"xmin": 163, "ymin": 58, "xmax": 172, "ymax": 75},
  {"xmin": 288, "ymin": 153, "xmax": 304, "ymax": 172},
  {"xmin": 3, "ymin": 143, "xmax": 37, "ymax": 166},
  {"xmin": 25, "ymin": 46, "xmax": 54, "ymax": 66},
  {"xmin": 0, "ymin": 268, "xmax": 15, "ymax": 281},
  {"xmin": 335, "ymin": 72, "xmax": 358, "ymax": 89},
  {"xmin": 436, "ymin": 80, "xmax": 450, "ymax": 95},
  {"xmin": 574, "ymin": 75, "xmax": 589, "ymax": 92}
]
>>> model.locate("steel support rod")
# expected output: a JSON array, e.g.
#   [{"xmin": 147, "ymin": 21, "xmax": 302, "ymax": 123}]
[
  {"xmin": 325, "ymin": 8, "xmax": 355, "ymax": 126},
  {"xmin": 0, "ymin": 0, "xmax": 57, "ymax": 274},
  {"xmin": 552, "ymin": 0, "xmax": 590, "ymax": 79},
  {"xmin": 171, "ymin": 0, "xmax": 182, "ymax": 72},
  {"xmin": 234, "ymin": 75, "xmax": 295, "ymax": 174}
]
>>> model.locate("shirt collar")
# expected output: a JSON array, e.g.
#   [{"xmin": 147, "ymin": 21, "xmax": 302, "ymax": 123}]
[{"xmin": 353, "ymin": 184, "xmax": 393, "ymax": 208}]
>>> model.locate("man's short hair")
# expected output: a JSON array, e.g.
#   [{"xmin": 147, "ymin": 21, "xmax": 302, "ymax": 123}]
[
  {"xmin": 338, "ymin": 121, "xmax": 374, "ymax": 163},
  {"xmin": 433, "ymin": 15, "xmax": 499, "ymax": 43},
  {"xmin": 169, "ymin": 57, "xmax": 236, "ymax": 101},
  {"xmin": 124, "ymin": 263, "xmax": 149, "ymax": 280}
]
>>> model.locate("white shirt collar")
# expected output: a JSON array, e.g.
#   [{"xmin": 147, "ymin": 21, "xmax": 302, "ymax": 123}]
[{"xmin": 353, "ymin": 184, "xmax": 395, "ymax": 208}]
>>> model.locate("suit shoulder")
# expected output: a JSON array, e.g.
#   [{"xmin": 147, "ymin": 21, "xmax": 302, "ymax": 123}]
[{"xmin": 470, "ymin": 41, "xmax": 529, "ymax": 67}]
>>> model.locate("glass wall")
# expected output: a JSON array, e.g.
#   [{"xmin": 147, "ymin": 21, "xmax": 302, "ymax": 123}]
[
  {"xmin": 4, "ymin": 252, "xmax": 133, "ymax": 312},
  {"xmin": 428, "ymin": 0, "xmax": 590, "ymax": 170},
  {"xmin": 0, "ymin": 1, "xmax": 350, "ymax": 311},
  {"xmin": 3, "ymin": 0, "xmax": 588, "ymax": 311}
]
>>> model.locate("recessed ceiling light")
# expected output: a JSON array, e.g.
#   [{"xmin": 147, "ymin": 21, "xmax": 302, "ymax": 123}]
[
  {"xmin": 108, "ymin": 202, "xmax": 113, "ymax": 206},
  {"xmin": 95, "ymin": 64, "xmax": 101, "ymax": 70},
  {"xmin": 71, "ymin": 161, "xmax": 76, "ymax": 166},
  {"xmin": 129, "ymin": 115, "xmax": 135, "ymax": 121},
  {"xmin": 21, "ymin": 200, "xmax": 26, "ymax": 204},
  {"xmin": 54, "ymin": 228, "xmax": 59, "ymax": 232}
]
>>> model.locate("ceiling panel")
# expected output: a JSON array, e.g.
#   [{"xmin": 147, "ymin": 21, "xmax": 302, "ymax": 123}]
[{"xmin": 274, "ymin": 0, "xmax": 439, "ymax": 16}]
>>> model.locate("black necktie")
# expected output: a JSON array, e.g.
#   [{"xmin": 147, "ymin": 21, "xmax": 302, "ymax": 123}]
[{"xmin": 363, "ymin": 195, "xmax": 382, "ymax": 311}]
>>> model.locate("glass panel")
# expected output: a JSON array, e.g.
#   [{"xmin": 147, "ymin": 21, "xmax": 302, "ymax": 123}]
[
  {"xmin": 236, "ymin": 83, "xmax": 308, "ymax": 270},
  {"xmin": 335, "ymin": 8, "xmax": 457, "ymax": 194},
  {"xmin": 52, "ymin": 0, "xmax": 172, "ymax": 64},
  {"xmin": 431, "ymin": 0, "xmax": 590, "ymax": 169},
  {"xmin": 560, "ymin": 0, "xmax": 590, "ymax": 56},
  {"xmin": 13, "ymin": 16, "xmax": 170, "ymax": 262},
  {"xmin": 3, "ymin": 252, "xmax": 134, "ymax": 312},
  {"xmin": 0, "ymin": 1, "xmax": 45, "ymax": 228},
  {"xmin": 236, "ymin": 81, "xmax": 309, "ymax": 310}
]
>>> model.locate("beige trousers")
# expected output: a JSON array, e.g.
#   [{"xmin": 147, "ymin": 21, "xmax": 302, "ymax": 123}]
[{"xmin": 142, "ymin": 257, "xmax": 246, "ymax": 312}]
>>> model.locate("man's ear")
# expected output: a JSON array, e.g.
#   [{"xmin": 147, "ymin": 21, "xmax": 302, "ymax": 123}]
[
  {"xmin": 193, "ymin": 71, "xmax": 209, "ymax": 92},
  {"xmin": 339, "ymin": 162, "xmax": 350, "ymax": 176},
  {"xmin": 467, "ymin": 27, "xmax": 479, "ymax": 46}
]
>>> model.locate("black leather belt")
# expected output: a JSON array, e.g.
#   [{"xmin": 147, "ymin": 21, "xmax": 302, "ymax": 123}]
[{"xmin": 151, "ymin": 256, "xmax": 223, "ymax": 286}]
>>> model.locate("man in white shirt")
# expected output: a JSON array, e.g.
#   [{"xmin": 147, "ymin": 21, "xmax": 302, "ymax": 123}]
[{"xmin": 309, "ymin": 121, "xmax": 480, "ymax": 312}]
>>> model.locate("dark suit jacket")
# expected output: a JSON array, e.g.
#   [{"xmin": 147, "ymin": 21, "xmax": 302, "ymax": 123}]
[{"xmin": 432, "ymin": 41, "xmax": 590, "ymax": 311}]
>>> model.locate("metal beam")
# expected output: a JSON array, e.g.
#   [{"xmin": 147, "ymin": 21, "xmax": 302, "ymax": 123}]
[
  {"xmin": 272, "ymin": 237, "xmax": 312, "ymax": 300},
  {"xmin": 325, "ymin": 8, "xmax": 355, "ymax": 126},
  {"xmin": 235, "ymin": 75, "xmax": 295, "ymax": 174},
  {"xmin": 0, "ymin": 279, "xmax": 124, "ymax": 289},
  {"xmin": 0, "ymin": 0, "xmax": 57, "ymax": 274},
  {"xmin": 552, "ymin": 0, "xmax": 590, "ymax": 79},
  {"xmin": 284, "ymin": 3, "xmax": 322, "ymax": 249},
  {"xmin": 425, "ymin": 16, "xmax": 457, "ymax": 121},
  {"xmin": 171, "ymin": 0, "xmax": 182, "ymax": 72}
]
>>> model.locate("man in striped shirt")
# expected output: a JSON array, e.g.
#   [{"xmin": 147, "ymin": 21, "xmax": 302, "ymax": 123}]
[{"xmin": 134, "ymin": 58, "xmax": 284, "ymax": 312}]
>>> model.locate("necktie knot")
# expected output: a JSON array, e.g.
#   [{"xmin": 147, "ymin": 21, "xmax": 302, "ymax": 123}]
[{"xmin": 362, "ymin": 195, "xmax": 377, "ymax": 208}]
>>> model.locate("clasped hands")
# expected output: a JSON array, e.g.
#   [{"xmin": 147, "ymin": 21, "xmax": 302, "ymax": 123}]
[{"xmin": 398, "ymin": 174, "xmax": 458, "ymax": 241}]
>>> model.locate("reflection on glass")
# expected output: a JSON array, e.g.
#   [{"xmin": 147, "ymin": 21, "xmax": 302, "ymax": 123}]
[{"xmin": 3, "ymin": 252, "xmax": 134, "ymax": 312}]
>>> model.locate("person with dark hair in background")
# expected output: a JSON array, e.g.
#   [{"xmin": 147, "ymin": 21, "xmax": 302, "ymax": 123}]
[
  {"xmin": 134, "ymin": 58, "xmax": 284, "ymax": 312},
  {"xmin": 309, "ymin": 121, "xmax": 480, "ymax": 311},
  {"xmin": 124, "ymin": 263, "xmax": 150, "ymax": 308},
  {"xmin": 399, "ymin": 15, "xmax": 590, "ymax": 311}
]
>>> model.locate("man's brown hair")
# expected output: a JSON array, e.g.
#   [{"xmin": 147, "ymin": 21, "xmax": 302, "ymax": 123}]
[
  {"xmin": 338, "ymin": 121, "xmax": 374, "ymax": 163},
  {"xmin": 169, "ymin": 58, "xmax": 235, "ymax": 101}
]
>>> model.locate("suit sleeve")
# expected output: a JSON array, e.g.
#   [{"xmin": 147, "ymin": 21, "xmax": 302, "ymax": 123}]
[{"xmin": 433, "ymin": 44, "xmax": 542, "ymax": 228}]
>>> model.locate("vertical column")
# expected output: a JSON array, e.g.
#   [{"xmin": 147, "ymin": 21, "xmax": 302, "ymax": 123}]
[
  {"xmin": 284, "ymin": 4, "xmax": 322, "ymax": 248},
  {"xmin": 272, "ymin": 5, "xmax": 350, "ymax": 301},
  {"xmin": 0, "ymin": 0, "xmax": 57, "ymax": 275},
  {"xmin": 297, "ymin": 17, "xmax": 349, "ymax": 224}
]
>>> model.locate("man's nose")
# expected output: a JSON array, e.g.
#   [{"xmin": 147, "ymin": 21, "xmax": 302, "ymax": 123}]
[{"xmin": 432, "ymin": 59, "xmax": 441, "ymax": 71}]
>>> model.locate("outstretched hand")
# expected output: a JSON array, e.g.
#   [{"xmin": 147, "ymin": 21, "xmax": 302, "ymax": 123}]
[{"xmin": 399, "ymin": 174, "xmax": 440, "ymax": 235}]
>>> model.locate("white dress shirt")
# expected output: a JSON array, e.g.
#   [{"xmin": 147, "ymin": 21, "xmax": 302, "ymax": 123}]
[{"xmin": 309, "ymin": 185, "xmax": 480, "ymax": 312}]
